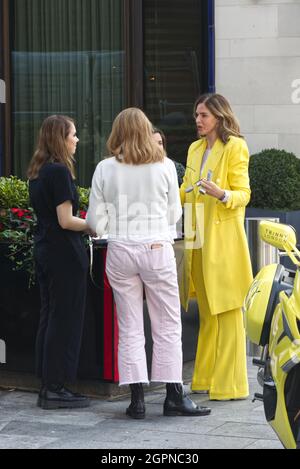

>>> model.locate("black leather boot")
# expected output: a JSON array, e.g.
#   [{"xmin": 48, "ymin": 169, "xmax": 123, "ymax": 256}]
[
  {"xmin": 126, "ymin": 383, "xmax": 145, "ymax": 419},
  {"xmin": 164, "ymin": 383, "xmax": 211, "ymax": 417}
]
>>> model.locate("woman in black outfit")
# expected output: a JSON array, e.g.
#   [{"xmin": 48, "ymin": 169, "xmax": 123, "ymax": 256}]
[{"xmin": 28, "ymin": 115, "xmax": 91, "ymax": 410}]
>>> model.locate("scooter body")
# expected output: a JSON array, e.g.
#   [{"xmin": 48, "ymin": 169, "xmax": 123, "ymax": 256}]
[{"xmin": 244, "ymin": 221, "xmax": 300, "ymax": 449}]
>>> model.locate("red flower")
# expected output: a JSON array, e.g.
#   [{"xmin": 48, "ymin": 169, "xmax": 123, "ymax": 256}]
[
  {"xmin": 11, "ymin": 208, "xmax": 24, "ymax": 218},
  {"xmin": 79, "ymin": 211, "xmax": 87, "ymax": 219},
  {"xmin": 11, "ymin": 208, "xmax": 32, "ymax": 219}
]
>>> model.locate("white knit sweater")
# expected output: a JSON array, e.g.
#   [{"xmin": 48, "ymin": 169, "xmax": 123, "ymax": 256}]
[{"xmin": 87, "ymin": 157, "xmax": 182, "ymax": 243}]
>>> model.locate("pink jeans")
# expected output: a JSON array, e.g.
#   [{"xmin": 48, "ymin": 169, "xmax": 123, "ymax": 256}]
[{"xmin": 106, "ymin": 241, "xmax": 183, "ymax": 386}]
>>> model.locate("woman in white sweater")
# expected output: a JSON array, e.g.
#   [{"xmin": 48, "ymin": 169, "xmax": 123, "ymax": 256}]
[{"xmin": 87, "ymin": 108, "xmax": 211, "ymax": 419}]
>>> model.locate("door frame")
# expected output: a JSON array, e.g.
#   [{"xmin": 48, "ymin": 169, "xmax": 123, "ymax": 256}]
[{"xmin": 0, "ymin": 0, "xmax": 12, "ymax": 176}]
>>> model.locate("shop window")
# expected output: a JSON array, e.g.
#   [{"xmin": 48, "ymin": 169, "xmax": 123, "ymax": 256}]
[
  {"xmin": 2, "ymin": 0, "xmax": 213, "ymax": 180},
  {"xmin": 11, "ymin": 0, "xmax": 124, "ymax": 187}
]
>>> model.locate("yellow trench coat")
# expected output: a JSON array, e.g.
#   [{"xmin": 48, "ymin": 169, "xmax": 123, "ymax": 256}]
[{"xmin": 180, "ymin": 136, "xmax": 253, "ymax": 315}]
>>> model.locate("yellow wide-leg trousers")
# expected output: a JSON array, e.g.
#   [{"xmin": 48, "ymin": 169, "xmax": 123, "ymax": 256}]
[{"xmin": 191, "ymin": 249, "xmax": 249, "ymax": 400}]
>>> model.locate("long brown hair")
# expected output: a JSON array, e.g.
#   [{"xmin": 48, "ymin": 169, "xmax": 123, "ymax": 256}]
[
  {"xmin": 27, "ymin": 115, "xmax": 76, "ymax": 180},
  {"xmin": 107, "ymin": 108, "xmax": 164, "ymax": 165},
  {"xmin": 194, "ymin": 94, "xmax": 243, "ymax": 144}
]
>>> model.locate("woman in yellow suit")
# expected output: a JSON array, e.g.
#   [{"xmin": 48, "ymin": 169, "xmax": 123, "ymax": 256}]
[{"xmin": 180, "ymin": 94, "xmax": 253, "ymax": 400}]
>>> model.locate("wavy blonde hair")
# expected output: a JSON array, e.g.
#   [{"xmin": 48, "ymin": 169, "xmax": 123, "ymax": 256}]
[
  {"xmin": 27, "ymin": 115, "xmax": 76, "ymax": 180},
  {"xmin": 194, "ymin": 94, "xmax": 243, "ymax": 144},
  {"xmin": 107, "ymin": 108, "xmax": 164, "ymax": 165}
]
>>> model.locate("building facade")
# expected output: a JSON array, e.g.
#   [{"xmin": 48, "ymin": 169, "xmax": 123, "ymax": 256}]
[
  {"xmin": 216, "ymin": 0, "xmax": 300, "ymax": 157},
  {"xmin": 2, "ymin": 0, "xmax": 298, "ymax": 188},
  {"xmin": 0, "ymin": 0, "xmax": 214, "ymax": 187}
]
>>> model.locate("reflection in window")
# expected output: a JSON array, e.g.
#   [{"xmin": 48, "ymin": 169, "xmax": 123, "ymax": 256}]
[
  {"xmin": 12, "ymin": 0, "xmax": 124, "ymax": 187},
  {"xmin": 144, "ymin": 0, "xmax": 209, "ymax": 165}
]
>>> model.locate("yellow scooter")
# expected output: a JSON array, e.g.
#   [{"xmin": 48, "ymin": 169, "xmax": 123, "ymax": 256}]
[{"xmin": 244, "ymin": 220, "xmax": 300, "ymax": 449}]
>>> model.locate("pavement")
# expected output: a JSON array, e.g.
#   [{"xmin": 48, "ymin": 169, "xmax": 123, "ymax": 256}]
[{"xmin": 0, "ymin": 358, "xmax": 283, "ymax": 450}]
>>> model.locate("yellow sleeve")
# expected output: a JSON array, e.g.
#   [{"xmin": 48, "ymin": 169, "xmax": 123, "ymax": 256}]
[{"xmin": 223, "ymin": 139, "xmax": 251, "ymax": 210}]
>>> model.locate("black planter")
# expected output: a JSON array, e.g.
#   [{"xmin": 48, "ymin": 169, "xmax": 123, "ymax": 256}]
[
  {"xmin": 0, "ymin": 243, "xmax": 40, "ymax": 373},
  {"xmin": 0, "ymin": 242, "xmax": 115, "ymax": 381},
  {"xmin": 246, "ymin": 207, "xmax": 300, "ymax": 271},
  {"xmin": 0, "ymin": 241, "xmax": 198, "ymax": 384}
]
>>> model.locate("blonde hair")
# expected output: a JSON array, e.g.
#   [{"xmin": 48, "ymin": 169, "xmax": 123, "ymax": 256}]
[
  {"xmin": 27, "ymin": 115, "xmax": 76, "ymax": 180},
  {"xmin": 107, "ymin": 108, "xmax": 164, "ymax": 165},
  {"xmin": 194, "ymin": 94, "xmax": 243, "ymax": 144}
]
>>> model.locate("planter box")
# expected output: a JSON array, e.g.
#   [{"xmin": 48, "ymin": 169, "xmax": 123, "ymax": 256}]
[
  {"xmin": 246, "ymin": 207, "xmax": 300, "ymax": 271},
  {"xmin": 0, "ymin": 240, "xmax": 198, "ymax": 386},
  {"xmin": 0, "ymin": 243, "xmax": 40, "ymax": 372},
  {"xmin": 0, "ymin": 242, "xmax": 118, "ymax": 382}
]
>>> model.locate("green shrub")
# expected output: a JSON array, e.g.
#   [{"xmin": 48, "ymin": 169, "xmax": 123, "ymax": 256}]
[
  {"xmin": 77, "ymin": 186, "xmax": 90, "ymax": 212},
  {"xmin": 0, "ymin": 176, "xmax": 29, "ymax": 209},
  {"xmin": 0, "ymin": 176, "xmax": 90, "ymax": 285},
  {"xmin": 249, "ymin": 149, "xmax": 300, "ymax": 210}
]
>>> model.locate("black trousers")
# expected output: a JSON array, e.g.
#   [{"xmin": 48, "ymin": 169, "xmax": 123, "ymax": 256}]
[{"xmin": 35, "ymin": 243, "xmax": 88, "ymax": 386}]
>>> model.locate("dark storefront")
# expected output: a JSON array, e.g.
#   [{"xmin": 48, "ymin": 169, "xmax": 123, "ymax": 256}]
[
  {"xmin": 0, "ymin": 0, "xmax": 215, "ymax": 385},
  {"xmin": 0, "ymin": 0, "xmax": 214, "ymax": 186}
]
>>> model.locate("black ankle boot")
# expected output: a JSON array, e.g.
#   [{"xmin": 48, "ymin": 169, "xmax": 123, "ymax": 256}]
[
  {"xmin": 126, "ymin": 383, "xmax": 145, "ymax": 419},
  {"xmin": 164, "ymin": 383, "xmax": 211, "ymax": 417}
]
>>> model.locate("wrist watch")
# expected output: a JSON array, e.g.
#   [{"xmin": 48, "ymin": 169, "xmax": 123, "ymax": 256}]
[{"xmin": 219, "ymin": 191, "xmax": 226, "ymax": 202}]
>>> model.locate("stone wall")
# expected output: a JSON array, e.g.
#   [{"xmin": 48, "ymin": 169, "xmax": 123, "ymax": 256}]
[{"xmin": 215, "ymin": 0, "xmax": 300, "ymax": 156}]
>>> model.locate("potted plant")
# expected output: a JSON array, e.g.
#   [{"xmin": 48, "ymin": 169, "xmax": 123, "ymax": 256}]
[
  {"xmin": 0, "ymin": 176, "xmax": 91, "ymax": 375},
  {"xmin": 0, "ymin": 177, "xmax": 36, "ymax": 285},
  {"xmin": 0, "ymin": 176, "xmax": 90, "ymax": 284},
  {"xmin": 247, "ymin": 149, "xmax": 300, "ymax": 270},
  {"xmin": 247, "ymin": 148, "xmax": 300, "ymax": 226},
  {"xmin": 0, "ymin": 177, "xmax": 39, "ymax": 372}
]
